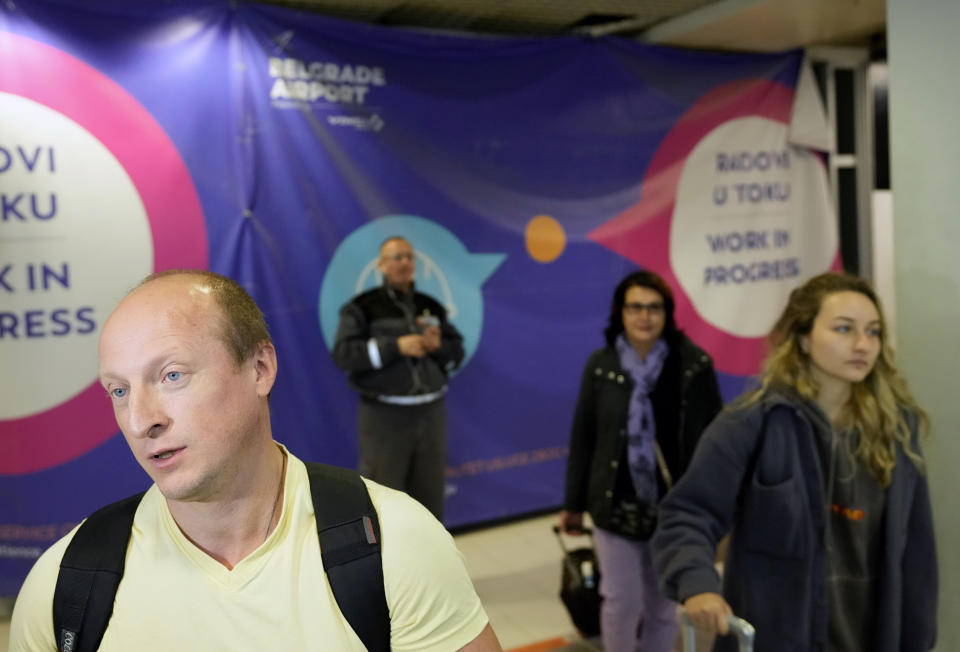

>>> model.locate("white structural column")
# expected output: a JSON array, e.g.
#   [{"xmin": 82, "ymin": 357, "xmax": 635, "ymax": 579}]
[{"xmin": 887, "ymin": 1, "xmax": 960, "ymax": 650}]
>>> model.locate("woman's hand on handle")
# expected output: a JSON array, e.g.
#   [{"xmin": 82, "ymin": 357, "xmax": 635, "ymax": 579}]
[
  {"xmin": 683, "ymin": 592, "xmax": 733, "ymax": 635},
  {"xmin": 559, "ymin": 511, "xmax": 584, "ymax": 535}
]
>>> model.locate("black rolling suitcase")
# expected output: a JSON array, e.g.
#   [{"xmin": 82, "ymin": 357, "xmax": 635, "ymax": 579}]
[{"xmin": 552, "ymin": 525, "xmax": 601, "ymax": 638}]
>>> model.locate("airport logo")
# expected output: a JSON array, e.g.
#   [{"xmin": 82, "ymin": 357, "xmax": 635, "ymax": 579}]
[{"xmin": 268, "ymin": 54, "xmax": 386, "ymax": 108}]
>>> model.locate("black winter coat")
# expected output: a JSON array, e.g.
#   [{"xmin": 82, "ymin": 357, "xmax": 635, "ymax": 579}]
[
  {"xmin": 331, "ymin": 284, "xmax": 464, "ymax": 398},
  {"xmin": 563, "ymin": 332, "xmax": 723, "ymax": 532}
]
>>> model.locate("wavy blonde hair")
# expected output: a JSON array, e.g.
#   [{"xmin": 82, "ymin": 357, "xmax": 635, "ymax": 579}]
[{"xmin": 747, "ymin": 272, "xmax": 928, "ymax": 486}]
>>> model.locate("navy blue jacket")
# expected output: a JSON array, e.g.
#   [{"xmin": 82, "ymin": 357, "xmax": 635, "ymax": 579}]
[{"xmin": 652, "ymin": 391, "xmax": 937, "ymax": 652}]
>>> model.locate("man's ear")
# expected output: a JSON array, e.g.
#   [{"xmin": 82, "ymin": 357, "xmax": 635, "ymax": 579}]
[{"xmin": 252, "ymin": 340, "xmax": 278, "ymax": 397}]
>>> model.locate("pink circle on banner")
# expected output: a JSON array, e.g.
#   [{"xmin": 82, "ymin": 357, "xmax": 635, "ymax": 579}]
[
  {"xmin": 589, "ymin": 78, "xmax": 841, "ymax": 376},
  {"xmin": 0, "ymin": 33, "xmax": 208, "ymax": 474}
]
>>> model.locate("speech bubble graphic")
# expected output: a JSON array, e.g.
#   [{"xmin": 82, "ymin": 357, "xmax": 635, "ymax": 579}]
[
  {"xmin": 0, "ymin": 93, "xmax": 153, "ymax": 420},
  {"xmin": 0, "ymin": 34, "xmax": 207, "ymax": 474},
  {"xmin": 670, "ymin": 117, "xmax": 836, "ymax": 337},
  {"xmin": 319, "ymin": 215, "xmax": 504, "ymax": 368},
  {"xmin": 589, "ymin": 79, "xmax": 840, "ymax": 376}
]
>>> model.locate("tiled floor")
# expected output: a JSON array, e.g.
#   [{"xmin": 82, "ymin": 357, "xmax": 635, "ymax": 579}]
[
  {"xmin": 0, "ymin": 599, "xmax": 10, "ymax": 652},
  {"xmin": 454, "ymin": 512, "xmax": 709, "ymax": 652},
  {"xmin": 453, "ymin": 511, "xmax": 599, "ymax": 651}
]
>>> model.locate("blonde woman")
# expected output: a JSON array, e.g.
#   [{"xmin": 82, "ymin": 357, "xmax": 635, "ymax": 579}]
[{"xmin": 652, "ymin": 273, "xmax": 937, "ymax": 652}]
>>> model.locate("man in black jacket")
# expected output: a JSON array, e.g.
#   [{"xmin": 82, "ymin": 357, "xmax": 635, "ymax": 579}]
[{"xmin": 332, "ymin": 236, "xmax": 464, "ymax": 520}]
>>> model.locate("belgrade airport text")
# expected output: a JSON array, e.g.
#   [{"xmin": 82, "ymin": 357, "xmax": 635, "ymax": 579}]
[{"xmin": 268, "ymin": 57, "xmax": 386, "ymax": 105}]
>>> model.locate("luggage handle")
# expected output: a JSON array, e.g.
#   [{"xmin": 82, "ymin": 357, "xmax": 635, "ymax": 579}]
[
  {"xmin": 551, "ymin": 524, "xmax": 594, "ymax": 555},
  {"xmin": 551, "ymin": 525, "xmax": 598, "ymax": 592},
  {"xmin": 679, "ymin": 610, "xmax": 755, "ymax": 652}
]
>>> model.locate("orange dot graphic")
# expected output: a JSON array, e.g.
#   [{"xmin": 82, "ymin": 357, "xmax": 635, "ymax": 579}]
[{"xmin": 525, "ymin": 215, "xmax": 566, "ymax": 263}]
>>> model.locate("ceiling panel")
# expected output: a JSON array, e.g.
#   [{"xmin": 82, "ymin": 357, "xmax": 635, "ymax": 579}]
[
  {"xmin": 643, "ymin": 0, "xmax": 886, "ymax": 51},
  {"xmin": 262, "ymin": 0, "xmax": 731, "ymax": 37},
  {"xmin": 256, "ymin": 0, "xmax": 886, "ymax": 50}
]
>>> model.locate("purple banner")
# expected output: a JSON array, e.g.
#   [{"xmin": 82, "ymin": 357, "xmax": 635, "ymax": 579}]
[{"xmin": 0, "ymin": 0, "xmax": 835, "ymax": 595}]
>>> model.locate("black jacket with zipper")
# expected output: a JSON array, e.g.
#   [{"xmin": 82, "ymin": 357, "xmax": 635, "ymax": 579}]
[
  {"xmin": 563, "ymin": 331, "xmax": 723, "ymax": 530},
  {"xmin": 331, "ymin": 284, "xmax": 464, "ymax": 398}
]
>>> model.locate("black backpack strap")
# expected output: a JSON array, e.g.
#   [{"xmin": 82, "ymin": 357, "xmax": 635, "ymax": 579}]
[
  {"xmin": 53, "ymin": 492, "xmax": 145, "ymax": 652},
  {"xmin": 305, "ymin": 462, "xmax": 390, "ymax": 652},
  {"xmin": 51, "ymin": 463, "xmax": 389, "ymax": 651}
]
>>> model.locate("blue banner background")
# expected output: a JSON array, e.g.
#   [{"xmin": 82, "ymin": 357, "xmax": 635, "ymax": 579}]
[{"xmin": 0, "ymin": 0, "xmax": 803, "ymax": 594}]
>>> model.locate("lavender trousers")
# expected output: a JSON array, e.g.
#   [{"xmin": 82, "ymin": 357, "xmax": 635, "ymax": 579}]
[{"xmin": 593, "ymin": 526, "xmax": 679, "ymax": 652}]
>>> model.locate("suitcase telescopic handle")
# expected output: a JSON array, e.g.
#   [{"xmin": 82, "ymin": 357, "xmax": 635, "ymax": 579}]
[
  {"xmin": 551, "ymin": 524, "xmax": 594, "ymax": 553},
  {"xmin": 679, "ymin": 610, "xmax": 755, "ymax": 652}
]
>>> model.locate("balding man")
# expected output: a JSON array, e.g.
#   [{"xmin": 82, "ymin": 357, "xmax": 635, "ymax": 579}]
[
  {"xmin": 332, "ymin": 237, "xmax": 464, "ymax": 521},
  {"xmin": 10, "ymin": 270, "xmax": 499, "ymax": 652}
]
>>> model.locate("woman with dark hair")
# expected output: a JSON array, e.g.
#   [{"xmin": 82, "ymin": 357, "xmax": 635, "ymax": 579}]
[
  {"xmin": 561, "ymin": 270, "xmax": 723, "ymax": 651},
  {"xmin": 652, "ymin": 272, "xmax": 937, "ymax": 651}
]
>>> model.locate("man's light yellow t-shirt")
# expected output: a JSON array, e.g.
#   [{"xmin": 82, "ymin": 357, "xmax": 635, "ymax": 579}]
[{"xmin": 10, "ymin": 451, "xmax": 488, "ymax": 651}]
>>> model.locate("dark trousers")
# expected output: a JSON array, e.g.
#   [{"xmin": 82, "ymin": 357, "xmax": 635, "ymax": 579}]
[{"xmin": 357, "ymin": 398, "xmax": 447, "ymax": 521}]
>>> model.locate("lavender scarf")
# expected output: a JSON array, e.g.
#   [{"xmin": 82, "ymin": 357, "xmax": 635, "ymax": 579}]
[{"xmin": 615, "ymin": 333, "xmax": 669, "ymax": 503}]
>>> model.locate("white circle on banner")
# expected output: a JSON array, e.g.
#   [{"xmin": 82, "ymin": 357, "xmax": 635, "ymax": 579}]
[
  {"xmin": 0, "ymin": 92, "xmax": 153, "ymax": 419},
  {"xmin": 670, "ymin": 116, "xmax": 836, "ymax": 337}
]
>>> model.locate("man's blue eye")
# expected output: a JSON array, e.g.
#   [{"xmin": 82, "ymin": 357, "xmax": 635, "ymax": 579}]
[
  {"xmin": 166, "ymin": 371, "xmax": 182, "ymax": 382},
  {"xmin": 111, "ymin": 388, "xmax": 127, "ymax": 399}
]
